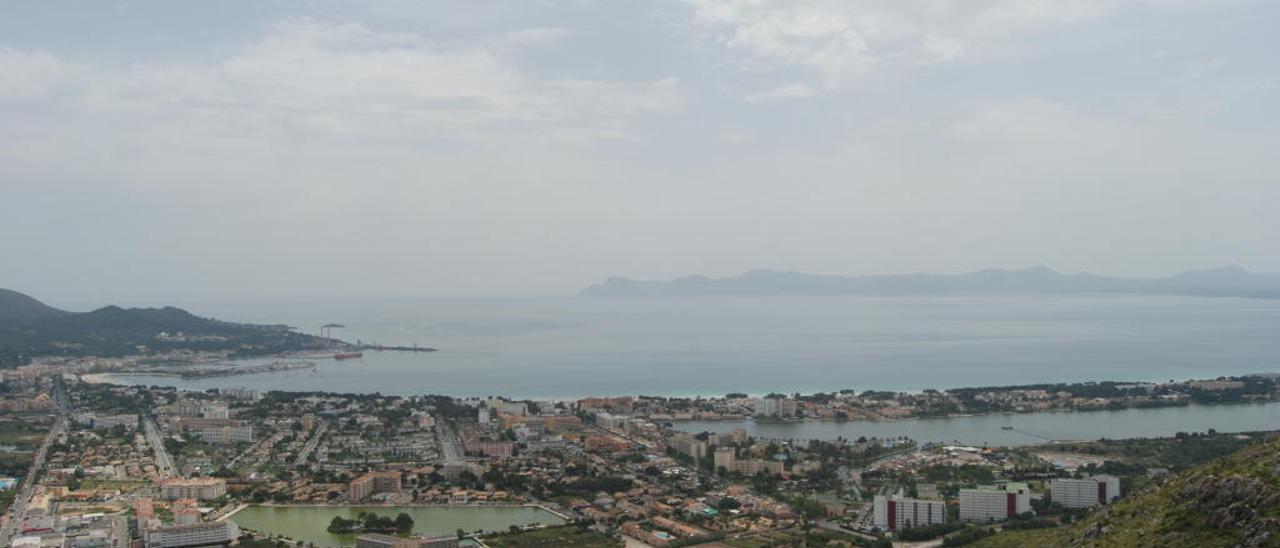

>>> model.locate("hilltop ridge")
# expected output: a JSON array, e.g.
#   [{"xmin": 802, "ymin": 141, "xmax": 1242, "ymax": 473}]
[{"xmin": 0, "ymin": 288, "xmax": 330, "ymax": 368}]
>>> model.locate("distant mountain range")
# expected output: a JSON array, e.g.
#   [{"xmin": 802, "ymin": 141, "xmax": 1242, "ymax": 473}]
[
  {"xmin": 580, "ymin": 266, "xmax": 1280, "ymax": 298},
  {"xmin": 0, "ymin": 288, "xmax": 330, "ymax": 368}
]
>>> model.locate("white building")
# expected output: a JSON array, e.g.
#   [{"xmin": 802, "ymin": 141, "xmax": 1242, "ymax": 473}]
[
  {"xmin": 218, "ymin": 387, "xmax": 261, "ymax": 401},
  {"xmin": 145, "ymin": 521, "xmax": 240, "ymax": 547},
  {"xmin": 873, "ymin": 495, "xmax": 947, "ymax": 531},
  {"xmin": 959, "ymin": 484, "xmax": 1031, "ymax": 522},
  {"xmin": 193, "ymin": 423, "xmax": 253, "ymax": 444},
  {"xmin": 159, "ymin": 478, "xmax": 227, "ymax": 500},
  {"xmin": 498, "ymin": 402, "xmax": 527, "ymax": 416},
  {"xmin": 198, "ymin": 402, "xmax": 230, "ymax": 419},
  {"xmin": 713, "ymin": 447, "xmax": 736, "ymax": 472},
  {"xmin": 1050, "ymin": 476, "xmax": 1121, "ymax": 509},
  {"xmin": 75, "ymin": 413, "xmax": 139, "ymax": 430},
  {"xmin": 594, "ymin": 412, "xmax": 629, "ymax": 430},
  {"xmin": 754, "ymin": 397, "xmax": 798, "ymax": 418}
]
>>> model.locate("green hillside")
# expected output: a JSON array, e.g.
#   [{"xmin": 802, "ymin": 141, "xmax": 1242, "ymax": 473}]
[
  {"xmin": 975, "ymin": 434, "xmax": 1280, "ymax": 547},
  {"xmin": 0, "ymin": 288, "xmax": 334, "ymax": 368}
]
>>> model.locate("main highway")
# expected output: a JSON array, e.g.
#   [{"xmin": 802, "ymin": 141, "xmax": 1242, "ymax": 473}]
[
  {"xmin": 0, "ymin": 380, "xmax": 69, "ymax": 546},
  {"xmin": 143, "ymin": 417, "xmax": 177, "ymax": 478},
  {"xmin": 292, "ymin": 421, "xmax": 329, "ymax": 467}
]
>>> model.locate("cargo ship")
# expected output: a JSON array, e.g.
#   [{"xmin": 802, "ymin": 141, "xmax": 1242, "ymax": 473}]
[{"xmin": 333, "ymin": 351, "xmax": 363, "ymax": 360}]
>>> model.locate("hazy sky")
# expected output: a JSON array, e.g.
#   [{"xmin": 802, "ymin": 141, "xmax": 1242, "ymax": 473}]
[{"xmin": 3, "ymin": 1, "xmax": 1278, "ymax": 304}]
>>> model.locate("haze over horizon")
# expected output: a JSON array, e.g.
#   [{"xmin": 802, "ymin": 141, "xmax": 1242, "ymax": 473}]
[{"xmin": 4, "ymin": 1, "xmax": 1279, "ymax": 304}]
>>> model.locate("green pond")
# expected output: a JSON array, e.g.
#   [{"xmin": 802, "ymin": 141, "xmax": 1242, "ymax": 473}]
[{"xmin": 230, "ymin": 505, "xmax": 565, "ymax": 547}]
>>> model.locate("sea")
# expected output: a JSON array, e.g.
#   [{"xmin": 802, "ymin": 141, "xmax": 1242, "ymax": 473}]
[{"xmin": 100, "ymin": 293, "xmax": 1280, "ymax": 399}]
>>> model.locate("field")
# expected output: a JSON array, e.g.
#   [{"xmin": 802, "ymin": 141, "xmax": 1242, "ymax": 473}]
[
  {"xmin": 483, "ymin": 525, "xmax": 623, "ymax": 548},
  {"xmin": 77, "ymin": 479, "xmax": 147, "ymax": 492},
  {"xmin": 0, "ymin": 419, "xmax": 47, "ymax": 450},
  {"xmin": 718, "ymin": 527, "xmax": 875, "ymax": 547}
]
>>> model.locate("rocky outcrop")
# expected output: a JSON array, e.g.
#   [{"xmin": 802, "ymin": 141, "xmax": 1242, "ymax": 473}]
[
  {"xmin": 1051, "ymin": 434, "xmax": 1280, "ymax": 548},
  {"xmin": 1180, "ymin": 474, "xmax": 1280, "ymax": 547}
]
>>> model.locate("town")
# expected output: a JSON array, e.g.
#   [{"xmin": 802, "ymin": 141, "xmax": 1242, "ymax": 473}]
[{"xmin": 1, "ymin": 365, "xmax": 1276, "ymax": 547}]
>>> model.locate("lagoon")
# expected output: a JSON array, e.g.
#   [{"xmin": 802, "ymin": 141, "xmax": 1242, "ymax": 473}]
[
  {"xmin": 672, "ymin": 401, "xmax": 1280, "ymax": 447},
  {"xmin": 229, "ymin": 505, "xmax": 565, "ymax": 547}
]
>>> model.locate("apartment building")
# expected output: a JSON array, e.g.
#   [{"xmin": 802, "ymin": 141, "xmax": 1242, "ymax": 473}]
[
  {"xmin": 873, "ymin": 495, "xmax": 947, "ymax": 531},
  {"xmin": 158, "ymin": 478, "xmax": 227, "ymax": 501},
  {"xmin": 1050, "ymin": 475, "xmax": 1121, "ymax": 509},
  {"xmin": 348, "ymin": 471, "xmax": 402, "ymax": 501},
  {"xmin": 195, "ymin": 423, "xmax": 254, "ymax": 444},
  {"xmin": 144, "ymin": 521, "xmax": 240, "ymax": 548},
  {"xmin": 959, "ymin": 484, "xmax": 1031, "ymax": 522}
]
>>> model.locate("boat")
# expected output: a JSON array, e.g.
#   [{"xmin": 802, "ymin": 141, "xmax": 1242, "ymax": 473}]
[
  {"xmin": 1001, "ymin": 426, "xmax": 1014, "ymax": 430},
  {"xmin": 333, "ymin": 351, "xmax": 363, "ymax": 360}
]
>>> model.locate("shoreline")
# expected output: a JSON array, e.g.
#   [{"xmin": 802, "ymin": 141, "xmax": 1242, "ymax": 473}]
[{"xmin": 657, "ymin": 399, "xmax": 1280, "ymax": 426}]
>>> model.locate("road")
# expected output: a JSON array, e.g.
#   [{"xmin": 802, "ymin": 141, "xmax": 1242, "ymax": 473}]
[
  {"xmin": 293, "ymin": 421, "xmax": 328, "ymax": 466},
  {"xmin": 436, "ymin": 422, "xmax": 464, "ymax": 463},
  {"xmin": 144, "ymin": 417, "xmax": 176, "ymax": 478},
  {"xmin": 590, "ymin": 425, "xmax": 653, "ymax": 449},
  {"xmin": 0, "ymin": 414, "xmax": 66, "ymax": 546}
]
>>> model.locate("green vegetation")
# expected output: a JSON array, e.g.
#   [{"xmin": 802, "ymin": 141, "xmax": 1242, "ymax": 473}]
[
  {"xmin": 76, "ymin": 478, "xmax": 149, "ymax": 491},
  {"xmin": 483, "ymin": 525, "xmax": 622, "ymax": 548},
  {"xmin": 720, "ymin": 526, "xmax": 879, "ymax": 547},
  {"xmin": 1050, "ymin": 430, "xmax": 1262, "ymax": 472},
  {"xmin": 0, "ymin": 289, "xmax": 332, "ymax": 368},
  {"xmin": 0, "ymin": 419, "xmax": 47, "ymax": 449},
  {"xmin": 326, "ymin": 511, "xmax": 415, "ymax": 534},
  {"xmin": 942, "ymin": 526, "xmax": 995, "ymax": 546},
  {"xmin": 894, "ymin": 521, "xmax": 966, "ymax": 541},
  {"xmin": 973, "ymin": 434, "xmax": 1280, "ymax": 547}
]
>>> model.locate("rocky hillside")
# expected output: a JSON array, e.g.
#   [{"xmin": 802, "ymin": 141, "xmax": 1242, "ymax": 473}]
[{"xmin": 979, "ymin": 434, "xmax": 1280, "ymax": 547}]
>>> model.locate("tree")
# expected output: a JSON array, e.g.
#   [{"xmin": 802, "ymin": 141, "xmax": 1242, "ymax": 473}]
[{"xmin": 394, "ymin": 513, "xmax": 414, "ymax": 533}]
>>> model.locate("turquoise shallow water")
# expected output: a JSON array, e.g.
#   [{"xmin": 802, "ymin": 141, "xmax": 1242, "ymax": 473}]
[
  {"xmin": 230, "ymin": 505, "xmax": 563, "ymax": 547},
  {"xmin": 104, "ymin": 294, "xmax": 1280, "ymax": 398}
]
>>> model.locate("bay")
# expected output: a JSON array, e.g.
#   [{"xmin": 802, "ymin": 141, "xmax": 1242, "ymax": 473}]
[{"xmin": 101, "ymin": 294, "xmax": 1280, "ymax": 398}]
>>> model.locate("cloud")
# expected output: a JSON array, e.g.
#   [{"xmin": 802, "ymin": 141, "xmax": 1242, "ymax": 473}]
[
  {"xmin": 679, "ymin": 0, "xmax": 1219, "ymax": 84},
  {"xmin": 501, "ymin": 27, "xmax": 571, "ymax": 47},
  {"xmin": 0, "ymin": 48, "xmax": 70, "ymax": 97},
  {"xmin": 741, "ymin": 82, "xmax": 815, "ymax": 103},
  {"xmin": 19, "ymin": 19, "xmax": 682, "ymax": 149}
]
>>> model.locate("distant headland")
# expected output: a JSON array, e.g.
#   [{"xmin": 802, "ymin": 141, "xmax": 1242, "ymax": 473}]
[
  {"xmin": 0, "ymin": 288, "xmax": 341, "ymax": 368},
  {"xmin": 580, "ymin": 265, "xmax": 1280, "ymax": 298}
]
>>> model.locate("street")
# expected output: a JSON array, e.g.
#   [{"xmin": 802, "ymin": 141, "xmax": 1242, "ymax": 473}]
[
  {"xmin": 143, "ymin": 417, "xmax": 176, "ymax": 478},
  {"xmin": 0, "ymin": 415, "xmax": 66, "ymax": 546},
  {"xmin": 293, "ymin": 420, "xmax": 328, "ymax": 466}
]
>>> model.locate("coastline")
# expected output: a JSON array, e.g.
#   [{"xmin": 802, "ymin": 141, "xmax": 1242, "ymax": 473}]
[
  {"xmin": 79, "ymin": 370, "xmax": 1280, "ymax": 425},
  {"xmin": 79, "ymin": 373, "xmax": 110, "ymax": 385}
]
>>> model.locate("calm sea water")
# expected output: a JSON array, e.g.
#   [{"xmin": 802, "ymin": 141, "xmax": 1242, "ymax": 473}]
[{"xmin": 103, "ymin": 294, "xmax": 1280, "ymax": 398}]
